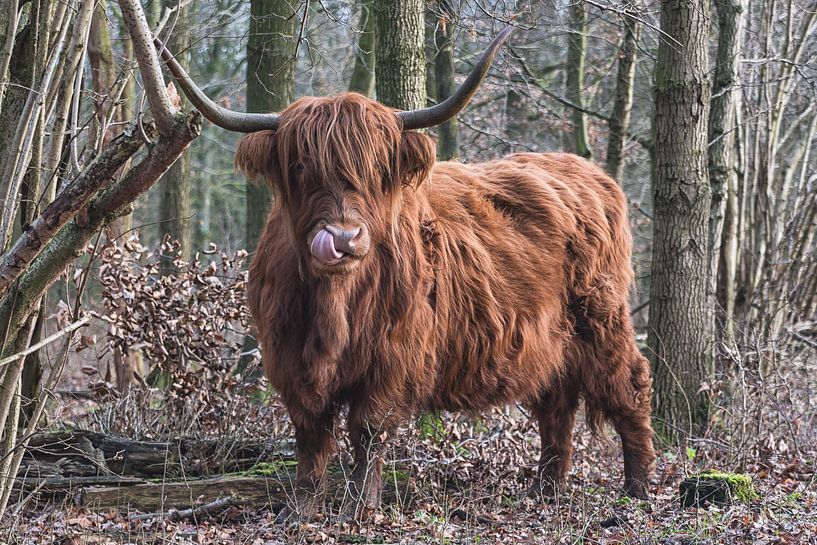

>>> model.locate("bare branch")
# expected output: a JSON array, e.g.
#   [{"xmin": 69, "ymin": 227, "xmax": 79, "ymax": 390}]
[
  {"xmin": 0, "ymin": 315, "xmax": 90, "ymax": 368},
  {"xmin": 117, "ymin": 0, "xmax": 177, "ymax": 134},
  {"xmin": 0, "ymin": 111, "xmax": 201, "ymax": 345},
  {"xmin": 0, "ymin": 122, "xmax": 147, "ymax": 301}
]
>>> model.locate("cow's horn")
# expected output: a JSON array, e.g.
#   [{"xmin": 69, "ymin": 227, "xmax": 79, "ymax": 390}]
[
  {"xmin": 397, "ymin": 27, "xmax": 513, "ymax": 131},
  {"xmin": 155, "ymin": 38, "xmax": 281, "ymax": 132}
]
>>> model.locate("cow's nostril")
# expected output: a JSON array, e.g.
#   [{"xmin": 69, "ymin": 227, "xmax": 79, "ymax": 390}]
[{"xmin": 325, "ymin": 225, "xmax": 363, "ymax": 254}]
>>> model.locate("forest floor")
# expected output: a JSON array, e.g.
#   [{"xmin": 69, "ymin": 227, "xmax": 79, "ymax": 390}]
[{"xmin": 3, "ymin": 401, "xmax": 816, "ymax": 545}]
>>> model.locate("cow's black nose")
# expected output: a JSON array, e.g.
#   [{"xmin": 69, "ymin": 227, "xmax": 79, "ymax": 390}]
[{"xmin": 324, "ymin": 225, "xmax": 362, "ymax": 254}]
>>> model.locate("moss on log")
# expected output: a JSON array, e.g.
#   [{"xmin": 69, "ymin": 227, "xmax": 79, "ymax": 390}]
[
  {"xmin": 16, "ymin": 430, "xmax": 411, "ymax": 513},
  {"xmin": 680, "ymin": 470, "xmax": 759, "ymax": 508}
]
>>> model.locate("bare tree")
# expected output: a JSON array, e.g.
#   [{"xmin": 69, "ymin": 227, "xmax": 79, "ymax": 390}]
[
  {"xmin": 374, "ymin": 0, "xmax": 426, "ymax": 110},
  {"xmin": 564, "ymin": 0, "xmax": 591, "ymax": 158},
  {"xmin": 245, "ymin": 0, "xmax": 297, "ymax": 254},
  {"xmin": 0, "ymin": 0, "xmax": 201, "ymax": 509},
  {"xmin": 159, "ymin": 0, "xmax": 193, "ymax": 272},
  {"xmin": 348, "ymin": 0, "xmax": 376, "ymax": 96},
  {"xmin": 648, "ymin": 0, "xmax": 714, "ymax": 440},
  {"xmin": 708, "ymin": 0, "xmax": 744, "ymax": 341},
  {"xmin": 605, "ymin": 8, "xmax": 640, "ymax": 181},
  {"xmin": 431, "ymin": 0, "xmax": 459, "ymax": 160}
]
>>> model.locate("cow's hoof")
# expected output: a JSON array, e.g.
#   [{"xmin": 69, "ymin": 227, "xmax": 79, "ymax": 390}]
[
  {"xmin": 275, "ymin": 506, "xmax": 299, "ymax": 525},
  {"xmin": 527, "ymin": 478, "xmax": 562, "ymax": 500},
  {"xmin": 623, "ymin": 480, "xmax": 650, "ymax": 500}
]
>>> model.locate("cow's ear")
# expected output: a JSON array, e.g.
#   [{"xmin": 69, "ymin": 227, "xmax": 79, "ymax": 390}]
[
  {"xmin": 398, "ymin": 131, "xmax": 436, "ymax": 189},
  {"xmin": 235, "ymin": 130, "xmax": 280, "ymax": 188}
]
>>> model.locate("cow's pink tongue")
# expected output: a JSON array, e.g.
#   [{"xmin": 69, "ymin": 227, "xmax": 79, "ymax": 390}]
[{"xmin": 311, "ymin": 229, "xmax": 343, "ymax": 264}]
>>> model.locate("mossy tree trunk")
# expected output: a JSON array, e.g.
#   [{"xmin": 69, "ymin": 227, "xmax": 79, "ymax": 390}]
[
  {"xmin": 348, "ymin": 0, "xmax": 375, "ymax": 96},
  {"xmin": 246, "ymin": 0, "xmax": 297, "ymax": 254},
  {"xmin": 159, "ymin": 0, "xmax": 193, "ymax": 273},
  {"xmin": 648, "ymin": 0, "xmax": 714, "ymax": 441},
  {"xmin": 564, "ymin": 0, "xmax": 591, "ymax": 158},
  {"xmin": 373, "ymin": 0, "xmax": 426, "ymax": 111},
  {"xmin": 432, "ymin": 0, "xmax": 458, "ymax": 160}
]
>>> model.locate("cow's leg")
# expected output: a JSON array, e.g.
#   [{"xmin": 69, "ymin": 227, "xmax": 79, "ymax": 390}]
[
  {"xmin": 605, "ymin": 352, "xmax": 655, "ymax": 499},
  {"xmin": 530, "ymin": 384, "xmax": 579, "ymax": 497},
  {"xmin": 583, "ymin": 313, "xmax": 655, "ymax": 500},
  {"xmin": 343, "ymin": 402, "xmax": 396, "ymax": 520},
  {"xmin": 278, "ymin": 407, "xmax": 336, "ymax": 522}
]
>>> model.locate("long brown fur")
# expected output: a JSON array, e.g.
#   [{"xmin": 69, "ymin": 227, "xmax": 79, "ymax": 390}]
[{"xmin": 241, "ymin": 93, "xmax": 655, "ymax": 518}]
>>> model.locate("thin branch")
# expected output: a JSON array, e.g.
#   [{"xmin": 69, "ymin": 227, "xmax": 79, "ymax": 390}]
[
  {"xmin": 0, "ymin": 125, "xmax": 148, "ymax": 301},
  {"xmin": 0, "ymin": 315, "xmax": 90, "ymax": 368},
  {"xmin": 0, "ymin": 0, "xmax": 19, "ymax": 114},
  {"xmin": 117, "ymin": 0, "xmax": 177, "ymax": 134}
]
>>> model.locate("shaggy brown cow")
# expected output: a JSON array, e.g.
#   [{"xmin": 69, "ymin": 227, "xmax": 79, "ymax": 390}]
[{"xmin": 158, "ymin": 30, "xmax": 655, "ymax": 520}]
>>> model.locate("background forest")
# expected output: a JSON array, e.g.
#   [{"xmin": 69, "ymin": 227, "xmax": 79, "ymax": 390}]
[{"xmin": 0, "ymin": 0, "xmax": 815, "ymax": 543}]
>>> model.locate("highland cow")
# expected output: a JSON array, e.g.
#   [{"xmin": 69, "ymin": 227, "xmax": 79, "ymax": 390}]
[{"xmin": 159, "ymin": 29, "xmax": 655, "ymax": 520}]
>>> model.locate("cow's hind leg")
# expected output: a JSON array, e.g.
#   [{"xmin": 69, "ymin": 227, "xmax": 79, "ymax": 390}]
[
  {"xmin": 584, "ymin": 326, "xmax": 655, "ymax": 500},
  {"xmin": 531, "ymin": 382, "xmax": 579, "ymax": 497},
  {"xmin": 607, "ymin": 353, "xmax": 655, "ymax": 499}
]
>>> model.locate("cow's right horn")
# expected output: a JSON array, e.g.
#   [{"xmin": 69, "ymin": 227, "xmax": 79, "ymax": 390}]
[
  {"xmin": 396, "ymin": 27, "xmax": 513, "ymax": 131},
  {"xmin": 155, "ymin": 38, "xmax": 281, "ymax": 133}
]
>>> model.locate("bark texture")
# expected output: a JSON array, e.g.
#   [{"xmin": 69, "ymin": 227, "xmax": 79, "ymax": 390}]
[
  {"xmin": 432, "ymin": 1, "xmax": 458, "ymax": 160},
  {"xmin": 373, "ymin": 0, "xmax": 426, "ymax": 110},
  {"xmin": 648, "ymin": 0, "xmax": 714, "ymax": 440},
  {"xmin": 565, "ymin": 0, "xmax": 591, "ymax": 158},
  {"xmin": 245, "ymin": 0, "xmax": 297, "ymax": 253},
  {"xmin": 606, "ymin": 14, "xmax": 640, "ymax": 181}
]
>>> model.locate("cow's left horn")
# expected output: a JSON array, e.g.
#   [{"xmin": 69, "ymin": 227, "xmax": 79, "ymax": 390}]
[
  {"xmin": 397, "ymin": 27, "xmax": 513, "ymax": 131},
  {"xmin": 155, "ymin": 38, "xmax": 281, "ymax": 132}
]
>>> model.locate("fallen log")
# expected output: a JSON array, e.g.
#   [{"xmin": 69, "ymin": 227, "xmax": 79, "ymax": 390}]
[
  {"xmin": 18, "ymin": 429, "xmax": 292, "ymax": 479},
  {"xmin": 16, "ymin": 429, "xmax": 411, "ymax": 513},
  {"xmin": 74, "ymin": 466, "xmax": 409, "ymax": 512}
]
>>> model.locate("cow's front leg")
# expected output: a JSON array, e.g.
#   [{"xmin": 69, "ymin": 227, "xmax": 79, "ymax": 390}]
[
  {"xmin": 278, "ymin": 408, "xmax": 336, "ymax": 523},
  {"xmin": 343, "ymin": 404, "xmax": 397, "ymax": 520}
]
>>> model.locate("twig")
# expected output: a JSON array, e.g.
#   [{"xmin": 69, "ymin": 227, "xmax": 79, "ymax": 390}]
[
  {"xmin": 0, "ymin": 315, "xmax": 90, "ymax": 368},
  {"xmin": 129, "ymin": 495, "xmax": 242, "ymax": 522}
]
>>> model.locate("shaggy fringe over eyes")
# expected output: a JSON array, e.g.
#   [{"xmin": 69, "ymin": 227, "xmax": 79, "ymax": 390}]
[{"xmin": 234, "ymin": 94, "xmax": 435, "ymax": 198}]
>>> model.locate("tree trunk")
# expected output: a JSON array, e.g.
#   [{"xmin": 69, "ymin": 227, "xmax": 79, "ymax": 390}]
[
  {"xmin": 648, "ymin": 0, "xmax": 713, "ymax": 441},
  {"xmin": 159, "ymin": 0, "xmax": 192, "ymax": 272},
  {"xmin": 564, "ymin": 0, "xmax": 591, "ymax": 158},
  {"xmin": 0, "ymin": 5, "xmax": 39, "ymax": 248},
  {"xmin": 708, "ymin": 0, "xmax": 744, "ymax": 343},
  {"xmin": 605, "ymin": 13, "xmax": 639, "ymax": 181},
  {"xmin": 246, "ymin": 0, "xmax": 296, "ymax": 254},
  {"xmin": 89, "ymin": 0, "xmax": 133, "ymax": 241},
  {"xmin": 432, "ymin": 1, "xmax": 458, "ymax": 160},
  {"xmin": 348, "ymin": 0, "xmax": 375, "ymax": 96},
  {"xmin": 373, "ymin": 0, "xmax": 426, "ymax": 110}
]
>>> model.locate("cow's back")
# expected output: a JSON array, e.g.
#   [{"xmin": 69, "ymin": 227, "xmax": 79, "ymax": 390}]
[{"xmin": 417, "ymin": 153, "xmax": 633, "ymax": 410}]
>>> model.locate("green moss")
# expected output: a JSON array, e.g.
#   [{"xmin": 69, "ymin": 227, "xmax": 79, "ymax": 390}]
[
  {"xmin": 384, "ymin": 467, "xmax": 409, "ymax": 483},
  {"xmin": 694, "ymin": 470, "xmax": 759, "ymax": 502},
  {"xmin": 239, "ymin": 460, "xmax": 297, "ymax": 476},
  {"xmin": 614, "ymin": 495, "xmax": 632, "ymax": 507}
]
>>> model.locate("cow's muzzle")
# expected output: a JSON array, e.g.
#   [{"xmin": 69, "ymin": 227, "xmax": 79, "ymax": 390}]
[{"xmin": 310, "ymin": 224, "xmax": 366, "ymax": 266}]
